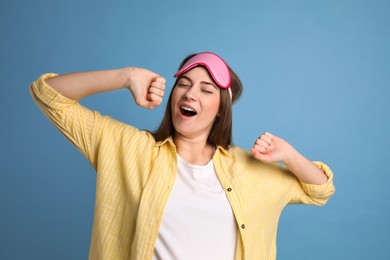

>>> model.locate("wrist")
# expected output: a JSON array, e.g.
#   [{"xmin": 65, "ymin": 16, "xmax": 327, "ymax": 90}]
[
  {"xmin": 119, "ymin": 67, "xmax": 136, "ymax": 90},
  {"xmin": 282, "ymin": 146, "xmax": 300, "ymax": 167}
]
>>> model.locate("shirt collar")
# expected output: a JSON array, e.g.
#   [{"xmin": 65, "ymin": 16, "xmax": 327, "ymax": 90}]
[
  {"xmin": 154, "ymin": 136, "xmax": 175, "ymax": 148},
  {"xmin": 215, "ymin": 145, "xmax": 232, "ymax": 157},
  {"xmin": 155, "ymin": 136, "xmax": 232, "ymax": 158}
]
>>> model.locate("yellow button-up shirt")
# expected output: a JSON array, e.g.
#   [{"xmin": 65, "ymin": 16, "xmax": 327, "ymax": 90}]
[{"xmin": 31, "ymin": 74, "xmax": 335, "ymax": 260}]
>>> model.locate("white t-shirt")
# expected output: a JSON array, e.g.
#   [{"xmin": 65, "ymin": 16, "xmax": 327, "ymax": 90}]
[{"xmin": 153, "ymin": 154, "xmax": 237, "ymax": 260}]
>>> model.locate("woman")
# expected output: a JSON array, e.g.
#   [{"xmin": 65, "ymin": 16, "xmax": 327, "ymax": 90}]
[{"xmin": 30, "ymin": 52, "xmax": 335, "ymax": 259}]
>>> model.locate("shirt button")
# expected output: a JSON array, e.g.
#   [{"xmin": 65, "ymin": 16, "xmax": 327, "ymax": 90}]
[
  {"xmin": 241, "ymin": 224, "xmax": 245, "ymax": 229},
  {"xmin": 227, "ymin": 187, "xmax": 232, "ymax": 192}
]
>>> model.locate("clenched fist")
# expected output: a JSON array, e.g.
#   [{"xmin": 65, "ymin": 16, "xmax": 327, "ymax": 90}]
[{"xmin": 126, "ymin": 67, "xmax": 166, "ymax": 109}]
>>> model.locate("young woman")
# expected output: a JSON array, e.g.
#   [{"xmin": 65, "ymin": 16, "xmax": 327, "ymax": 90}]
[{"xmin": 30, "ymin": 52, "xmax": 335, "ymax": 259}]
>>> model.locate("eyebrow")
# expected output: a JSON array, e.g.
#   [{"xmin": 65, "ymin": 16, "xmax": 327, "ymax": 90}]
[{"xmin": 179, "ymin": 75, "xmax": 218, "ymax": 90}]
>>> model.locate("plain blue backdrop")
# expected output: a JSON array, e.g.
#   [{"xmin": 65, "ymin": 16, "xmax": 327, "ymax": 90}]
[{"xmin": 1, "ymin": 0, "xmax": 389, "ymax": 259}]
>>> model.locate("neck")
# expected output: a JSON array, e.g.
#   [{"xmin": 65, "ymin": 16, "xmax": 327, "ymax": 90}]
[{"xmin": 173, "ymin": 133, "xmax": 215, "ymax": 165}]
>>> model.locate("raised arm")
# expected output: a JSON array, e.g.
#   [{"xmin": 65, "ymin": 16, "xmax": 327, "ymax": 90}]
[
  {"xmin": 251, "ymin": 132, "xmax": 328, "ymax": 185},
  {"xmin": 46, "ymin": 67, "xmax": 166, "ymax": 109}
]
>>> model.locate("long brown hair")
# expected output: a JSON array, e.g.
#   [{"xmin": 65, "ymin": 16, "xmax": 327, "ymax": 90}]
[{"xmin": 152, "ymin": 53, "xmax": 243, "ymax": 149}]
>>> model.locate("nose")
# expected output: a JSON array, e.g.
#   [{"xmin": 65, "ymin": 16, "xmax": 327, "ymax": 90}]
[{"xmin": 184, "ymin": 86, "xmax": 199, "ymax": 101}]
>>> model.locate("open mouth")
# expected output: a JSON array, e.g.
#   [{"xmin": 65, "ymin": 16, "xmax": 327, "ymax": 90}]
[{"xmin": 180, "ymin": 106, "xmax": 197, "ymax": 117}]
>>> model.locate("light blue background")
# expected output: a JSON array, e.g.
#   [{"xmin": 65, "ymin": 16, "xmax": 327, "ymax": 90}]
[{"xmin": 1, "ymin": 0, "xmax": 389, "ymax": 259}]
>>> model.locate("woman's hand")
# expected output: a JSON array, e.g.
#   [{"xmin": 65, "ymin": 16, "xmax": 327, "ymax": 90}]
[
  {"xmin": 126, "ymin": 67, "xmax": 166, "ymax": 109},
  {"xmin": 250, "ymin": 132, "xmax": 295, "ymax": 164}
]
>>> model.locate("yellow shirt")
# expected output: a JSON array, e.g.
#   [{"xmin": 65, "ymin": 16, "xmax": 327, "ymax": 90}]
[{"xmin": 30, "ymin": 73, "xmax": 335, "ymax": 260}]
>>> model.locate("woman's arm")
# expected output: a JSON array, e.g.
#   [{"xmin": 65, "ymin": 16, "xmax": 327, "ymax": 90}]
[
  {"xmin": 46, "ymin": 67, "xmax": 166, "ymax": 109},
  {"xmin": 250, "ymin": 132, "xmax": 328, "ymax": 185}
]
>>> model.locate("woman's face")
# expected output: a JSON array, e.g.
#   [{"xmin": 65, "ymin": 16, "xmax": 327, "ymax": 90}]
[{"xmin": 171, "ymin": 67, "xmax": 221, "ymax": 140}]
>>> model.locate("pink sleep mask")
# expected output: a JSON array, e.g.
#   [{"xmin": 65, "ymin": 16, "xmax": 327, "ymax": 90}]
[{"xmin": 174, "ymin": 52, "xmax": 231, "ymax": 89}]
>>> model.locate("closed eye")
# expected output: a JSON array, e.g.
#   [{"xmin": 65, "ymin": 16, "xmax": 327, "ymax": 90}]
[
  {"xmin": 177, "ymin": 83, "xmax": 190, "ymax": 87},
  {"xmin": 202, "ymin": 89, "xmax": 213, "ymax": 94},
  {"xmin": 176, "ymin": 78, "xmax": 191, "ymax": 88}
]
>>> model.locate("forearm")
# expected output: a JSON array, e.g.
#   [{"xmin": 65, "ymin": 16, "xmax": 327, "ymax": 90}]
[
  {"xmin": 283, "ymin": 149, "xmax": 328, "ymax": 185},
  {"xmin": 45, "ymin": 68, "xmax": 131, "ymax": 100}
]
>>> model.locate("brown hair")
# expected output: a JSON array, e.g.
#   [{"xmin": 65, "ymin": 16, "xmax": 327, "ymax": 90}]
[{"xmin": 152, "ymin": 53, "xmax": 243, "ymax": 149}]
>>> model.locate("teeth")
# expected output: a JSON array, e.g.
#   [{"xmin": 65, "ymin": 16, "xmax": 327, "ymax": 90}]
[{"xmin": 181, "ymin": 106, "xmax": 195, "ymax": 112}]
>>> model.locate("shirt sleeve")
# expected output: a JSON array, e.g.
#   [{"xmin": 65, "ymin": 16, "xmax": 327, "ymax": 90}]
[
  {"xmin": 30, "ymin": 73, "xmax": 104, "ymax": 168},
  {"xmin": 288, "ymin": 161, "xmax": 335, "ymax": 206}
]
